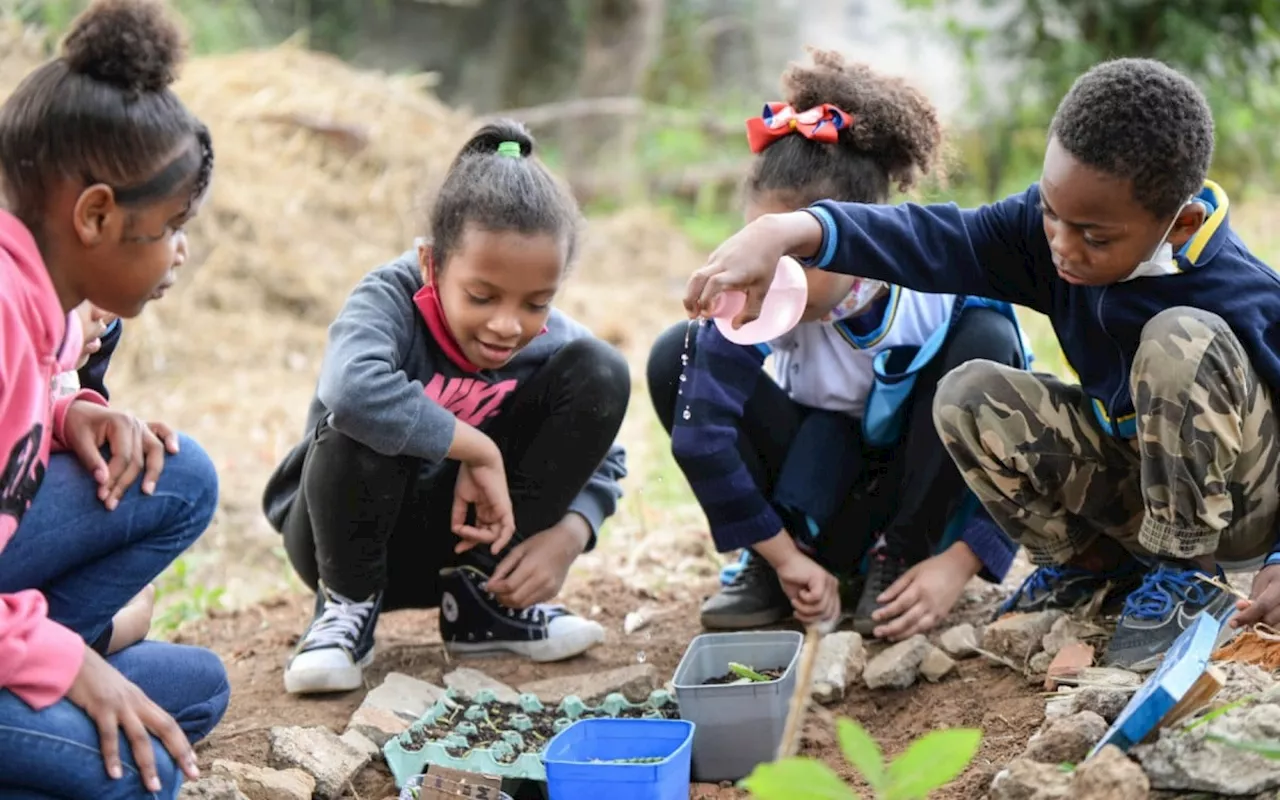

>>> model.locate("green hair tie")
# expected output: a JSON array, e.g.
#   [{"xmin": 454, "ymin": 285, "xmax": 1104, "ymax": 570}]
[{"xmin": 497, "ymin": 141, "xmax": 522, "ymax": 158}]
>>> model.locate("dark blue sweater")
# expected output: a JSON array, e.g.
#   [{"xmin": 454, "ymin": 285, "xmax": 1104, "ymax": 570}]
[
  {"xmin": 804, "ymin": 181, "xmax": 1280, "ymax": 559},
  {"xmin": 671, "ymin": 320, "xmax": 1017, "ymax": 583}
]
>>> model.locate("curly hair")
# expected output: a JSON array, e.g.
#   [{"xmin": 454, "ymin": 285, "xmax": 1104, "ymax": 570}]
[
  {"xmin": 0, "ymin": 0, "xmax": 212, "ymax": 230},
  {"xmin": 747, "ymin": 48, "xmax": 943, "ymax": 207},
  {"xmin": 430, "ymin": 119, "xmax": 580, "ymax": 270},
  {"xmin": 1050, "ymin": 58, "xmax": 1213, "ymax": 218}
]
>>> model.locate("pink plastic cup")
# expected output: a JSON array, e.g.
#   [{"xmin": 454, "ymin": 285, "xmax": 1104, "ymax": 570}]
[{"xmin": 708, "ymin": 256, "xmax": 808, "ymax": 345}]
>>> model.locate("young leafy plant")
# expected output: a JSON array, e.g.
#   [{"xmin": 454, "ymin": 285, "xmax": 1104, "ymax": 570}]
[
  {"xmin": 729, "ymin": 662, "xmax": 773, "ymax": 682},
  {"xmin": 741, "ymin": 717, "xmax": 982, "ymax": 800}
]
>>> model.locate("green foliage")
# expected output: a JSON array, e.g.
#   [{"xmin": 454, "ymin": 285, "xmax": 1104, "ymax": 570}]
[
  {"xmin": 902, "ymin": 0, "xmax": 1280, "ymax": 200},
  {"xmin": 1205, "ymin": 734, "xmax": 1280, "ymax": 759},
  {"xmin": 740, "ymin": 718, "xmax": 982, "ymax": 800},
  {"xmin": 153, "ymin": 556, "xmax": 225, "ymax": 636}
]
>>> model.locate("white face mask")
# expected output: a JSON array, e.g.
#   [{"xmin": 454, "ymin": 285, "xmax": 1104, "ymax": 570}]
[
  {"xmin": 1121, "ymin": 196, "xmax": 1198, "ymax": 281},
  {"xmin": 822, "ymin": 278, "xmax": 889, "ymax": 322}
]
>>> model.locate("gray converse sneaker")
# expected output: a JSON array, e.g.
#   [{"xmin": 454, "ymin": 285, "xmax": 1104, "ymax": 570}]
[{"xmin": 700, "ymin": 552, "xmax": 791, "ymax": 630}]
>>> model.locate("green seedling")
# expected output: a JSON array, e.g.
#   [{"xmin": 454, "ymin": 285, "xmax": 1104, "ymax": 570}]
[
  {"xmin": 741, "ymin": 717, "xmax": 982, "ymax": 800},
  {"xmin": 729, "ymin": 662, "xmax": 772, "ymax": 682}
]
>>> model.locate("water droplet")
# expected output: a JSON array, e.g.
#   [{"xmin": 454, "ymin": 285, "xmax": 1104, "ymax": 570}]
[
  {"xmin": 678, "ymin": 373, "xmax": 686, "ymax": 382},
  {"xmin": 636, "ymin": 650, "xmax": 647, "ymax": 663},
  {"xmin": 680, "ymin": 353, "xmax": 688, "ymax": 366},
  {"xmin": 682, "ymin": 408, "xmax": 691, "ymax": 420}
]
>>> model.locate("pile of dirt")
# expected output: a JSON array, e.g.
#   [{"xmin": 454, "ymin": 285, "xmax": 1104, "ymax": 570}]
[{"xmin": 0, "ymin": 26, "xmax": 707, "ymax": 600}]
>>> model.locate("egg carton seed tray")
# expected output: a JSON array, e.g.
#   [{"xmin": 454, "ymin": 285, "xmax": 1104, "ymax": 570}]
[{"xmin": 383, "ymin": 687, "xmax": 680, "ymax": 786}]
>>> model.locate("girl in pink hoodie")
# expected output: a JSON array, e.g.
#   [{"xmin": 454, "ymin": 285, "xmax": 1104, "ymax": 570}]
[{"xmin": 0, "ymin": 1, "xmax": 228, "ymax": 797}]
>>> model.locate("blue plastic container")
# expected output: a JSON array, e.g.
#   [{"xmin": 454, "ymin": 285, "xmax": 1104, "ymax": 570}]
[{"xmin": 542, "ymin": 718, "xmax": 695, "ymax": 800}]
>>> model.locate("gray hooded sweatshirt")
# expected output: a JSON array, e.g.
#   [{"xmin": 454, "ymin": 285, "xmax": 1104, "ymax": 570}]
[{"xmin": 262, "ymin": 252, "xmax": 627, "ymax": 543}]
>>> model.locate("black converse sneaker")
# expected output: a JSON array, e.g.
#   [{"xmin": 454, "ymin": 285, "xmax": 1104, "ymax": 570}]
[
  {"xmin": 283, "ymin": 584, "xmax": 382, "ymax": 695},
  {"xmin": 439, "ymin": 566, "xmax": 604, "ymax": 662}
]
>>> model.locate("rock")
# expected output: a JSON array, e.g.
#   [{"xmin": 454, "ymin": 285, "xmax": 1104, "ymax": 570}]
[
  {"xmin": 443, "ymin": 668, "xmax": 520, "ymax": 704},
  {"xmin": 346, "ymin": 671, "xmax": 448, "ymax": 746},
  {"xmin": 346, "ymin": 705, "xmax": 408, "ymax": 748},
  {"xmin": 939, "ymin": 623, "xmax": 979, "ymax": 659},
  {"xmin": 1041, "ymin": 617, "xmax": 1102, "ymax": 657},
  {"xmin": 1022, "ymin": 711, "xmax": 1108, "ymax": 765},
  {"xmin": 863, "ymin": 635, "xmax": 931, "ymax": 690},
  {"xmin": 519, "ymin": 664, "xmax": 658, "ymax": 704},
  {"xmin": 1029, "ymin": 651, "xmax": 1053, "ymax": 675},
  {"xmin": 1072, "ymin": 745, "xmax": 1149, "ymax": 799},
  {"xmin": 1215, "ymin": 661, "xmax": 1279, "ymax": 705},
  {"xmin": 341, "ymin": 729, "xmax": 382, "ymax": 760},
  {"xmin": 1075, "ymin": 667, "xmax": 1142, "ymax": 688},
  {"xmin": 268, "ymin": 726, "xmax": 371, "ymax": 800},
  {"xmin": 1073, "ymin": 687, "xmax": 1132, "ymax": 724},
  {"xmin": 810, "ymin": 632, "xmax": 865, "ymax": 704},
  {"xmin": 920, "ymin": 646, "xmax": 956, "ymax": 683},
  {"xmin": 989, "ymin": 758, "xmax": 1073, "ymax": 799},
  {"xmin": 1044, "ymin": 642, "xmax": 1095, "ymax": 690},
  {"xmin": 179, "ymin": 777, "xmax": 249, "ymax": 800},
  {"xmin": 1134, "ymin": 703, "xmax": 1280, "ymax": 795},
  {"xmin": 983, "ymin": 611, "xmax": 1063, "ymax": 662},
  {"xmin": 211, "ymin": 760, "xmax": 315, "ymax": 800},
  {"xmin": 1045, "ymin": 692, "xmax": 1076, "ymax": 721}
]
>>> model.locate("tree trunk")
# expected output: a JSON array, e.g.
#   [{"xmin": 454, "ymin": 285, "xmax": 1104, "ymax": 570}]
[{"xmin": 562, "ymin": 0, "xmax": 665, "ymax": 203}]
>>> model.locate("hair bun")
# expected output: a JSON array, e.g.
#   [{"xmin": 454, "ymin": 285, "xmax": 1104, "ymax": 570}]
[
  {"xmin": 62, "ymin": 0, "xmax": 186, "ymax": 93},
  {"xmin": 457, "ymin": 119, "xmax": 536, "ymax": 161}
]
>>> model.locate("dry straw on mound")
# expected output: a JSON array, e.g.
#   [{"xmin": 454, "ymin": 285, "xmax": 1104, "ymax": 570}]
[{"xmin": 0, "ymin": 23, "xmax": 707, "ymax": 594}]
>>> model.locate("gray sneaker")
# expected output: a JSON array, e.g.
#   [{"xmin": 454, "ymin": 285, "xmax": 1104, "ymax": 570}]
[
  {"xmin": 700, "ymin": 553, "xmax": 791, "ymax": 630},
  {"xmin": 1105, "ymin": 562, "xmax": 1236, "ymax": 672}
]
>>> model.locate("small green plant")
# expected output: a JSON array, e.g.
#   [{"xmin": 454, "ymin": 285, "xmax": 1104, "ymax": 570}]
[
  {"xmin": 741, "ymin": 718, "xmax": 982, "ymax": 800},
  {"xmin": 729, "ymin": 663, "xmax": 771, "ymax": 683}
]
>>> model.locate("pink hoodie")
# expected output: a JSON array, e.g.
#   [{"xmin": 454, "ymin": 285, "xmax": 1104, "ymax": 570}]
[{"xmin": 0, "ymin": 209, "xmax": 108, "ymax": 709}]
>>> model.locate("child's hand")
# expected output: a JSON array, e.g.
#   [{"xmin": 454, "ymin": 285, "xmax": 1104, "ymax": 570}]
[
  {"xmin": 63, "ymin": 402, "xmax": 169, "ymax": 510},
  {"xmin": 683, "ymin": 211, "xmax": 824, "ymax": 327},
  {"xmin": 451, "ymin": 456, "xmax": 515, "ymax": 556},
  {"xmin": 872, "ymin": 543, "xmax": 981, "ymax": 641},
  {"xmin": 486, "ymin": 514, "xmax": 590, "ymax": 608},
  {"xmin": 67, "ymin": 646, "xmax": 199, "ymax": 793},
  {"xmin": 145, "ymin": 421, "xmax": 181, "ymax": 455},
  {"xmin": 774, "ymin": 550, "xmax": 841, "ymax": 625},
  {"xmin": 1231, "ymin": 563, "xmax": 1280, "ymax": 629}
]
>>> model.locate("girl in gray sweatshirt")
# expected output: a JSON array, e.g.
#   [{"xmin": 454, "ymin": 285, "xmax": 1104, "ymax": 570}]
[{"xmin": 263, "ymin": 121, "xmax": 629, "ymax": 695}]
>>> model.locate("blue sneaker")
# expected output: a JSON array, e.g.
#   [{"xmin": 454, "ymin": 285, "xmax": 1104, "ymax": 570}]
[
  {"xmin": 996, "ymin": 560, "xmax": 1144, "ymax": 618},
  {"xmin": 1105, "ymin": 562, "xmax": 1236, "ymax": 672}
]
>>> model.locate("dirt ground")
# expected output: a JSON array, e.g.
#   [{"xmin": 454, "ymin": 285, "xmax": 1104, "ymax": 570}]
[{"xmin": 179, "ymin": 564, "xmax": 1046, "ymax": 800}]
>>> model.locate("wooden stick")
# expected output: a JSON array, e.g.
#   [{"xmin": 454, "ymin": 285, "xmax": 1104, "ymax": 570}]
[{"xmin": 778, "ymin": 624, "xmax": 825, "ymax": 760}]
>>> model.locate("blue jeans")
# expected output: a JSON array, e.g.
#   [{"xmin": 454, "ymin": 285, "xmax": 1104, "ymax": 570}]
[{"xmin": 0, "ymin": 434, "xmax": 230, "ymax": 799}]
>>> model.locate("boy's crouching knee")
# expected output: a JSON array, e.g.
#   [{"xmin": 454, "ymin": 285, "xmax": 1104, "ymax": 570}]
[
  {"xmin": 1135, "ymin": 307, "xmax": 1248, "ymax": 390},
  {"xmin": 933, "ymin": 359, "xmax": 1009, "ymax": 420},
  {"xmin": 1140, "ymin": 306, "xmax": 1232, "ymax": 348}
]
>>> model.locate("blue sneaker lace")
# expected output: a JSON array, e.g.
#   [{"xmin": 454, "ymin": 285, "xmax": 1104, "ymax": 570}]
[
  {"xmin": 999, "ymin": 565, "xmax": 1068, "ymax": 613},
  {"xmin": 1119, "ymin": 564, "xmax": 1218, "ymax": 622}
]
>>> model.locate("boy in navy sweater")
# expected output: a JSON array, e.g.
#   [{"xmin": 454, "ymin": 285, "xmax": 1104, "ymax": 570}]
[{"xmin": 685, "ymin": 57, "xmax": 1280, "ymax": 671}]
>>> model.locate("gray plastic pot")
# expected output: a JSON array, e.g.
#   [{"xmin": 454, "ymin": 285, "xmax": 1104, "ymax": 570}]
[{"xmin": 671, "ymin": 630, "xmax": 802, "ymax": 783}]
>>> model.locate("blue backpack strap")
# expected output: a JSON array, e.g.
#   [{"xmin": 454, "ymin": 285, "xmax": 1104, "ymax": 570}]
[
  {"xmin": 862, "ymin": 296, "xmax": 1032, "ymax": 448},
  {"xmin": 862, "ymin": 294, "xmax": 965, "ymax": 447}
]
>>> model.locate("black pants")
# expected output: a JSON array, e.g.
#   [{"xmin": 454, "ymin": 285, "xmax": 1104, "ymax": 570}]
[
  {"xmin": 283, "ymin": 338, "xmax": 630, "ymax": 610},
  {"xmin": 646, "ymin": 307, "xmax": 1023, "ymax": 572}
]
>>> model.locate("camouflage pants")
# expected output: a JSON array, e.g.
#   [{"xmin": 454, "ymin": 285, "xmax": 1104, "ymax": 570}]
[{"xmin": 933, "ymin": 307, "xmax": 1280, "ymax": 566}]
